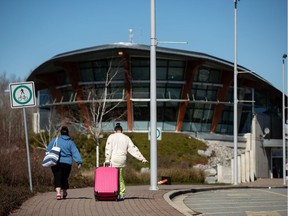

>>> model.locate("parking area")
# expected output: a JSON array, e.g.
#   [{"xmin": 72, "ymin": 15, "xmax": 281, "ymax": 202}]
[{"xmin": 183, "ymin": 188, "xmax": 287, "ymax": 216}]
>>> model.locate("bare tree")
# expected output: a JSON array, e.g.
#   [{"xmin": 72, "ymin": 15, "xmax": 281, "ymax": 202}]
[
  {"xmin": 33, "ymin": 107, "xmax": 61, "ymax": 149},
  {"xmin": 0, "ymin": 73, "xmax": 25, "ymax": 153},
  {"xmin": 67, "ymin": 59, "xmax": 127, "ymax": 167}
]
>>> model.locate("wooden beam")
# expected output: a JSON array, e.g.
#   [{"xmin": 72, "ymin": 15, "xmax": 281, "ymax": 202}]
[
  {"xmin": 210, "ymin": 70, "xmax": 233, "ymax": 132},
  {"xmin": 57, "ymin": 62, "xmax": 91, "ymax": 128},
  {"xmin": 176, "ymin": 61, "xmax": 202, "ymax": 131},
  {"xmin": 122, "ymin": 53, "xmax": 133, "ymax": 131}
]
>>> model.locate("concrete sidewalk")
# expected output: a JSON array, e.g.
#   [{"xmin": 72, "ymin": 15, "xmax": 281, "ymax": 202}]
[{"xmin": 9, "ymin": 179, "xmax": 286, "ymax": 216}]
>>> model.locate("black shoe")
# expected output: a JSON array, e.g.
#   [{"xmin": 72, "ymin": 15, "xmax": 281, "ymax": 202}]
[{"xmin": 63, "ymin": 191, "xmax": 67, "ymax": 199}]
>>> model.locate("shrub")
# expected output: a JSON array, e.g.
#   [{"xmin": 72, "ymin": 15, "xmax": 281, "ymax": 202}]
[
  {"xmin": 81, "ymin": 166, "xmax": 205, "ymax": 186},
  {"xmin": 1, "ymin": 132, "xmax": 208, "ymax": 215},
  {"xmin": 0, "ymin": 184, "xmax": 34, "ymax": 216}
]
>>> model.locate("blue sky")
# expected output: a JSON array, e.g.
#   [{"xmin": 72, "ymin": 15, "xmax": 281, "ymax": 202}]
[{"xmin": 0, "ymin": 0, "xmax": 287, "ymax": 91}]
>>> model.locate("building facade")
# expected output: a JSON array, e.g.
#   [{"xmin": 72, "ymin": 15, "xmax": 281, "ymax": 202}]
[{"xmin": 27, "ymin": 43, "xmax": 286, "ymax": 182}]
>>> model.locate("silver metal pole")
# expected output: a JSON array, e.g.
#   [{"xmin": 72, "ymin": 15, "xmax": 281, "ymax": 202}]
[
  {"xmin": 23, "ymin": 107, "xmax": 33, "ymax": 192},
  {"xmin": 233, "ymin": 0, "xmax": 238, "ymax": 185},
  {"xmin": 149, "ymin": 0, "xmax": 158, "ymax": 190},
  {"xmin": 282, "ymin": 54, "xmax": 287, "ymax": 185}
]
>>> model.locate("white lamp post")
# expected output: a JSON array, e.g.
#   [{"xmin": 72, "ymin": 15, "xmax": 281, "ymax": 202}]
[
  {"xmin": 282, "ymin": 53, "xmax": 287, "ymax": 185},
  {"xmin": 233, "ymin": 0, "xmax": 239, "ymax": 185},
  {"xmin": 149, "ymin": 0, "xmax": 158, "ymax": 190}
]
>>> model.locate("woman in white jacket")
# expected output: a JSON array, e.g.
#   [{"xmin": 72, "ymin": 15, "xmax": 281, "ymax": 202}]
[{"xmin": 105, "ymin": 123, "xmax": 148, "ymax": 200}]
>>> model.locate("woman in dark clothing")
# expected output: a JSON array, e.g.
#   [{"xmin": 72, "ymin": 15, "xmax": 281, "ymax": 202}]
[{"xmin": 46, "ymin": 126, "xmax": 82, "ymax": 200}]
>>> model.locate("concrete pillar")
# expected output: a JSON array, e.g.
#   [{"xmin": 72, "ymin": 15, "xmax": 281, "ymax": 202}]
[
  {"xmin": 238, "ymin": 156, "xmax": 241, "ymax": 184},
  {"xmin": 250, "ymin": 114, "xmax": 257, "ymax": 182},
  {"xmin": 241, "ymin": 154, "xmax": 246, "ymax": 183},
  {"xmin": 231, "ymin": 158, "xmax": 234, "ymax": 183},
  {"xmin": 250, "ymin": 150, "xmax": 255, "ymax": 182},
  {"xmin": 245, "ymin": 151, "xmax": 250, "ymax": 182},
  {"xmin": 217, "ymin": 164, "xmax": 232, "ymax": 184}
]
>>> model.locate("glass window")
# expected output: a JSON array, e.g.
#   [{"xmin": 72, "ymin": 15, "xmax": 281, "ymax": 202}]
[
  {"xmin": 239, "ymin": 110, "xmax": 252, "ymax": 133},
  {"xmin": 210, "ymin": 69, "xmax": 221, "ymax": 83},
  {"xmin": 191, "ymin": 104, "xmax": 213, "ymax": 121},
  {"xmin": 254, "ymin": 89, "xmax": 269, "ymax": 113},
  {"xmin": 109, "ymin": 83, "xmax": 125, "ymax": 99},
  {"xmin": 271, "ymin": 149, "xmax": 283, "ymax": 157},
  {"xmin": 206, "ymin": 86, "xmax": 218, "ymax": 101},
  {"xmin": 39, "ymin": 89, "xmax": 51, "ymax": 105},
  {"xmin": 168, "ymin": 67, "xmax": 184, "ymax": 81},
  {"xmin": 216, "ymin": 106, "xmax": 233, "ymax": 134},
  {"xmin": 191, "ymin": 85, "xmax": 222, "ymax": 102},
  {"xmin": 167, "ymin": 87, "xmax": 182, "ymax": 99},
  {"xmin": 226, "ymin": 88, "xmax": 233, "ymax": 102},
  {"xmin": 157, "ymin": 59, "xmax": 168, "ymax": 67},
  {"xmin": 157, "ymin": 83, "xmax": 166, "ymax": 99},
  {"xmin": 131, "ymin": 58, "xmax": 185, "ymax": 82},
  {"xmin": 195, "ymin": 68, "xmax": 221, "ymax": 84},
  {"xmin": 102, "ymin": 102, "xmax": 127, "ymax": 122},
  {"xmin": 79, "ymin": 59, "xmax": 125, "ymax": 82},
  {"xmin": 132, "ymin": 67, "xmax": 150, "ymax": 80},
  {"xmin": 192, "ymin": 86, "xmax": 206, "ymax": 100},
  {"xmin": 156, "ymin": 67, "xmax": 167, "ymax": 80},
  {"xmin": 109, "ymin": 58, "xmax": 125, "ymax": 81},
  {"xmin": 61, "ymin": 87, "xmax": 73, "ymax": 102},
  {"xmin": 133, "ymin": 102, "xmax": 150, "ymax": 121},
  {"xmin": 80, "ymin": 62, "xmax": 94, "ymax": 82},
  {"xmin": 182, "ymin": 103, "xmax": 214, "ymax": 132},
  {"xmin": 157, "ymin": 102, "xmax": 179, "ymax": 122},
  {"xmin": 132, "ymin": 83, "xmax": 150, "ymax": 98},
  {"xmin": 156, "ymin": 59, "xmax": 184, "ymax": 81},
  {"xmin": 93, "ymin": 59, "xmax": 125, "ymax": 81},
  {"xmin": 198, "ymin": 69, "xmax": 210, "ymax": 82},
  {"xmin": 57, "ymin": 71, "xmax": 70, "ymax": 85},
  {"xmin": 131, "ymin": 58, "xmax": 150, "ymax": 80}
]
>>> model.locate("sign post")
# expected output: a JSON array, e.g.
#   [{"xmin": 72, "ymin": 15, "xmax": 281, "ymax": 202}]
[{"xmin": 9, "ymin": 82, "xmax": 36, "ymax": 192}]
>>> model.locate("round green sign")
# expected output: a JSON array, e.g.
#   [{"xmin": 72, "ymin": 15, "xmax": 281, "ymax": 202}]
[
  {"xmin": 156, "ymin": 128, "xmax": 161, "ymax": 138},
  {"xmin": 13, "ymin": 85, "xmax": 33, "ymax": 105}
]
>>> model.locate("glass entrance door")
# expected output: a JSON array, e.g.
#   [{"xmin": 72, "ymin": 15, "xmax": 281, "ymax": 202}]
[
  {"xmin": 271, "ymin": 148, "xmax": 283, "ymax": 178},
  {"xmin": 272, "ymin": 157, "xmax": 283, "ymax": 178}
]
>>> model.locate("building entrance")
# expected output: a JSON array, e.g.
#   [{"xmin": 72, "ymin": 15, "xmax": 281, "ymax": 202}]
[
  {"xmin": 271, "ymin": 148, "xmax": 283, "ymax": 178},
  {"xmin": 272, "ymin": 157, "xmax": 283, "ymax": 178}
]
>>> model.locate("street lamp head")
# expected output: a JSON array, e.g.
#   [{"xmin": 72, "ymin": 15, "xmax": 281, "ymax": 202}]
[{"xmin": 283, "ymin": 54, "xmax": 287, "ymax": 59}]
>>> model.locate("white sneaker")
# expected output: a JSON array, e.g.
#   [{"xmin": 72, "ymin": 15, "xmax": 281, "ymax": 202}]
[{"xmin": 118, "ymin": 195, "xmax": 125, "ymax": 201}]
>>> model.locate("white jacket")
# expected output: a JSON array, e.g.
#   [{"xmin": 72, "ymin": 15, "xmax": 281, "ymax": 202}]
[{"xmin": 105, "ymin": 132, "xmax": 146, "ymax": 167}]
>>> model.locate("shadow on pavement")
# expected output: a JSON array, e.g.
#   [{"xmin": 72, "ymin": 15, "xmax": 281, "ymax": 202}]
[
  {"xmin": 64, "ymin": 197, "xmax": 93, "ymax": 200},
  {"xmin": 125, "ymin": 197, "xmax": 152, "ymax": 200}
]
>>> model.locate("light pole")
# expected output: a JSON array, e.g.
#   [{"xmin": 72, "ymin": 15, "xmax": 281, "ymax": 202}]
[
  {"xmin": 282, "ymin": 53, "xmax": 287, "ymax": 185},
  {"xmin": 233, "ymin": 0, "xmax": 239, "ymax": 185},
  {"xmin": 149, "ymin": 0, "xmax": 158, "ymax": 190}
]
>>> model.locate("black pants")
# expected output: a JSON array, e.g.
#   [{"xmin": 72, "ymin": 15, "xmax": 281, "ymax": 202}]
[{"xmin": 51, "ymin": 163, "xmax": 72, "ymax": 189}]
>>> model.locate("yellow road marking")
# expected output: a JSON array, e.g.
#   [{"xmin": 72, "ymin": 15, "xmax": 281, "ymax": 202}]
[
  {"xmin": 246, "ymin": 210, "xmax": 281, "ymax": 216},
  {"xmin": 252, "ymin": 189, "xmax": 288, "ymax": 198},
  {"xmin": 227, "ymin": 193, "xmax": 250, "ymax": 197}
]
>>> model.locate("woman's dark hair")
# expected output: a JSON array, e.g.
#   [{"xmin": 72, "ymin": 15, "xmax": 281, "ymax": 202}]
[
  {"xmin": 60, "ymin": 126, "xmax": 69, "ymax": 135},
  {"xmin": 114, "ymin": 123, "xmax": 123, "ymax": 132}
]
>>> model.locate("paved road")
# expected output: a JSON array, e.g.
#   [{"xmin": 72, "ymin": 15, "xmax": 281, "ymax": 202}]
[
  {"xmin": 182, "ymin": 188, "xmax": 287, "ymax": 216},
  {"xmin": 9, "ymin": 185, "xmax": 193, "ymax": 216},
  {"xmin": 9, "ymin": 179, "xmax": 287, "ymax": 216}
]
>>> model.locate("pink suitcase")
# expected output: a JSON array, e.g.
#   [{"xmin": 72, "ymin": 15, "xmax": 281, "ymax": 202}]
[{"xmin": 94, "ymin": 166, "xmax": 119, "ymax": 201}]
